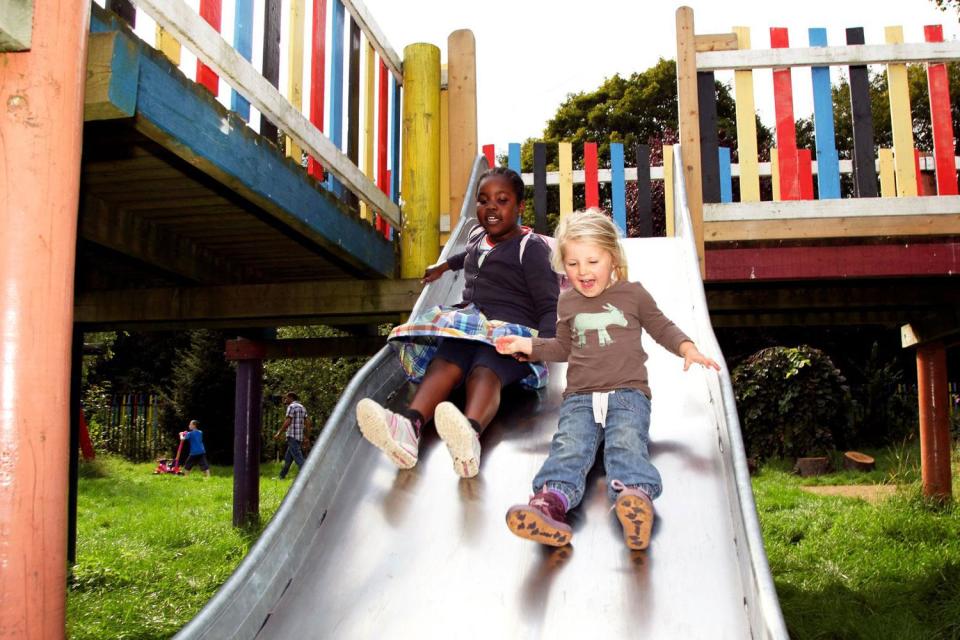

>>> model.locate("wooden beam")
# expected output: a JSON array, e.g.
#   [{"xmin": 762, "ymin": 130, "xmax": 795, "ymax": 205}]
[
  {"xmin": 901, "ymin": 312, "xmax": 960, "ymax": 348},
  {"xmin": 340, "ymin": 0, "xmax": 402, "ymax": 81},
  {"xmin": 697, "ymin": 41, "xmax": 960, "ymax": 71},
  {"xmin": 0, "ymin": 0, "xmax": 33, "ymax": 51},
  {"xmin": 676, "ymin": 7, "xmax": 705, "ymax": 276},
  {"xmin": 225, "ymin": 336, "xmax": 385, "ymax": 360},
  {"xmin": 695, "ymin": 33, "xmax": 738, "ymax": 52},
  {"xmin": 85, "ymin": 31, "xmax": 140, "ymax": 121},
  {"xmin": 74, "ymin": 278, "xmax": 423, "ymax": 326},
  {"xmin": 705, "ymin": 215, "xmax": 960, "ymax": 242},
  {"xmin": 705, "ymin": 195, "xmax": 960, "ymax": 221}
]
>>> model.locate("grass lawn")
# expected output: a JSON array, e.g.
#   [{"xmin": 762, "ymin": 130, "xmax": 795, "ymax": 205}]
[{"xmin": 70, "ymin": 445, "xmax": 960, "ymax": 638}]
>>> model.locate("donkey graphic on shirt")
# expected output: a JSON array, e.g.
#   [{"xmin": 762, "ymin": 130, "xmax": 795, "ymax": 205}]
[{"xmin": 573, "ymin": 303, "xmax": 628, "ymax": 347}]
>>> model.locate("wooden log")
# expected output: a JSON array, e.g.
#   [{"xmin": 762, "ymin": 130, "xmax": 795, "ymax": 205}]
[
  {"xmin": 793, "ymin": 456, "xmax": 831, "ymax": 477},
  {"xmin": 843, "ymin": 451, "xmax": 876, "ymax": 472}
]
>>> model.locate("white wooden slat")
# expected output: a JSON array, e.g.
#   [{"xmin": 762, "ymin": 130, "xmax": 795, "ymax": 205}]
[
  {"xmin": 698, "ymin": 41, "xmax": 960, "ymax": 71},
  {"xmin": 341, "ymin": 0, "xmax": 402, "ymax": 82},
  {"xmin": 704, "ymin": 196, "xmax": 960, "ymax": 221},
  {"xmin": 131, "ymin": 0, "xmax": 401, "ymax": 226}
]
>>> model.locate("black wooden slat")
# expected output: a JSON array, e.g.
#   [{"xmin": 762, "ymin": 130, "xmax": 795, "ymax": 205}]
[
  {"xmin": 260, "ymin": 0, "xmax": 282, "ymax": 144},
  {"xmin": 635, "ymin": 144, "xmax": 652, "ymax": 237},
  {"xmin": 697, "ymin": 72, "xmax": 720, "ymax": 204},
  {"xmin": 106, "ymin": 0, "xmax": 136, "ymax": 26},
  {"xmin": 846, "ymin": 27, "xmax": 878, "ymax": 198},
  {"xmin": 347, "ymin": 17, "xmax": 361, "ymax": 210},
  {"xmin": 533, "ymin": 143, "xmax": 547, "ymax": 234}
]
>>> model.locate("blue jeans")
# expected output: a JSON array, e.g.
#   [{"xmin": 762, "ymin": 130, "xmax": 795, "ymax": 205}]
[
  {"xmin": 532, "ymin": 389, "xmax": 661, "ymax": 508},
  {"xmin": 279, "ymin": 437, "xmax": 305, "ymax": 478}
]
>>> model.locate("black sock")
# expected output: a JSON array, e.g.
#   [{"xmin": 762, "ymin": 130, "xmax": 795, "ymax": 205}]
[
  {"xmin": 400, "ymin": 408, "xmax": 425, "ymax": 437},
  {"xmin": 468, "ymin": 419, "xmax": 482, "ymax": 435}
]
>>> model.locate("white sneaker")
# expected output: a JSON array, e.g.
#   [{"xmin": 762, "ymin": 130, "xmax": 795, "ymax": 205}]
[
  {"xmin": 356, "ymin": 399, "xmax": 419, "ymax": 469},
  {"xmin": 434, "ymin": 401, "xmax": 482, "ymax": 478}
]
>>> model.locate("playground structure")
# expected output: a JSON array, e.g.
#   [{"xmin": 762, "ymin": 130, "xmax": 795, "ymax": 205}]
[{"xmin": 1, "ymin": 1, "xmax": 958, "ymax": 637}]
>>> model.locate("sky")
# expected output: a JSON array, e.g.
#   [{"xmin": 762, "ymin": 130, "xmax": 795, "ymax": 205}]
[{"xmin": 361, "ymin": 0, "xmax": 960, "ymax": 151}]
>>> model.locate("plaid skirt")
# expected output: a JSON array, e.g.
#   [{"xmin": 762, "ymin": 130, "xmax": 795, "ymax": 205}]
[{"xmin": 388, "ymin": 304, "xmax": 548, "ymax": 390}]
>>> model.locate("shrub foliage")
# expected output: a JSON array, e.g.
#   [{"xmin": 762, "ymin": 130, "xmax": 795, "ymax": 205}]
[{"xmin": 732, "ymin": 345, "xmax": 853, "ymax": 462}]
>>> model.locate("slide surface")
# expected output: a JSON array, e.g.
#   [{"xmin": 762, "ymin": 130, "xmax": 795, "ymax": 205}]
[{"xmin": 176, "ymin": 155, "xmax": 788, "ymax": 639}]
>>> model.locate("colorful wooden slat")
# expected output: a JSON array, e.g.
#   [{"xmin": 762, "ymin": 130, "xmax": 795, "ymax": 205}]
[
  {"xmin": 231, "ymin": 0, "xmax": 253, "ymax": 120},
  {"xmin": 260, "ymin": 0, "xmax": 282, "ymax": 143},
  {"xmin": 885, "ymin": 26, "xmax": 918, "ymax": 197},
  {"xmin": 508, "ymin": 143, "xmax": 521, "ymax": 174},
  {"xmin": 914, "ymin": 149, "xmax": 924, "ymax": 195},
  {"xmin": 391, "ymin": 77, "xmax": 400, "ymax": 202},
  {"xmin": 878, "ymin": 148, "xmax": 896, "ymax": 197},
  {"xmin": 307, "ymin": 0, "xmax": 327, "ymax": 180},
  {"xmin": 770, "ymin": 27, "xmax": 800, "ymax": 200},
  {"xmin": 196, "ymin": 0, "xmax": 222, "ymax": 95},
  {"xmin": 327, "ymin": 0, "xmax": 345, "ymax": 196},
  {"xmin": 924, "ymin": 25, "xmax": 958, "ymax": 195},
  {"xmin": 344, "ymin": 16, "xmax": 360, "ymax": 208},
  {"xmin": 610, "ymin": 142, "xmax": 626, "ymax": 233},
  {"xmin": 378, "ymin": 59, "xmax": 390, "ymax": 237},
  {"xmin": 718, "ymin": 147, "xmax": 732, "ymax": 203},
  {"xmin": 698, "ymin": 71, "xmax": 721, "ymax": 203},
  {"xmin": 663, "ymin": 145, "xmax": 675, "ymax": 236},
  {"xmin": 732, "ymin": 27, "xmax": 760, "ymax": 202},
  {"xmin": 808, "ymin": 28, "xmax": 840, "ymax": 199},
  {"xmin": 798, "ymin": 148, "xmax": 814, "ymax": 200},
  {"xmin": 770, "ymin": 148, "xmax": 781, "ymax": 201},
  {"xmin": 636, "ymin": 144, "xmax": 652, "ymax": 237},
  {"xmin": 155, "ymin": 26, "xmax": 181, "ymax": 66},
  {"xmin": 559, "ymin": 142, "xmax": 573, "ymax": 219},
  {"xmin": 482, "ymin": 144, "xmax": 495, "ymax": 168},
  {"xmin": 846, "ymin": 27, "xmax": 878, "ymax": 198},
  {"xmin": 439, "ymin": 84, "xmax": 449, "ymax": 240},
  {"xmin": 285, "ymin": 0, "xmax": 305, "ymax": 160},
  {"xmin": 533, "ymin": 142, "xmax": 547, "ymax": 234},
  {"xmin": 584, "ymin": 142, "xmax": 599, "ymax": 208},
  {"xmin": 361, "ymin": 41, "xmax": 375, "ymax": 221}
]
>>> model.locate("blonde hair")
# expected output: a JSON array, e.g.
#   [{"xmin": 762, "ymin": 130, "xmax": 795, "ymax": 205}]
[{"xmin": 551, "ymin": 209, "xmax": 628, "ymax": 281}]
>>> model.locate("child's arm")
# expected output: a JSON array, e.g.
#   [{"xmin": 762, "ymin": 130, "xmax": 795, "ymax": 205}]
[
  {"xmin": 679, "ymin": 341, "xmax": 721, "ymax": 372},
  {"xmin": 421, "ymin": 260, "xmax": 451, "ymax": 284},
  {"xmin": 495, "ymin": 335, "xmax": 533, "ymax": 357}
]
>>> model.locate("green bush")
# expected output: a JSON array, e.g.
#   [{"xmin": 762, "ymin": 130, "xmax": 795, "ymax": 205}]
[{"xmin": 732, "ymin": 345, "xmax": 854, "ymax": 463}]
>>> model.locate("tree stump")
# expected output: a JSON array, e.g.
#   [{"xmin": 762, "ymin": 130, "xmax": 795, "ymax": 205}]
[
  {"xmin": 793, "ymin": 456, "xmax": 831, "ymax": 477},
  {"xmin": 843, "ymin": 451, "xmax": 875, "ymax": 472}
]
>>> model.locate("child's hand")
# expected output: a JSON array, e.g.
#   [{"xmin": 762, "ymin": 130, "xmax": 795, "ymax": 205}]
[
  {"xmin": 421, "ymin": 261, "xmax": 449, "ymax": 284},
  {"xmin": 495, "ymin": 335, "xmax": 533, "ymax": 358},
  {"xmin": 679, "ymin": 341, "xmax": 721, "ymax": 372}
]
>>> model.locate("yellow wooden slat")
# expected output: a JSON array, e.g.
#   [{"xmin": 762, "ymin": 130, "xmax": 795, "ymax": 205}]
[
  {"xmin": 732, "ymin": 26, "xmax": 760, "ymax": 202},
  {"xmin": 879, "ymin": 148, "xmax": 896, "ymax": 197},
  {"xmin": 285, "ymin": 0, "xmax": 305, "ymax": 161},
  {"xmin": 770, "ymin": 148, "xmax": 780, "ymax": 201},
  {"xmin": 663, "ymin": 145, "xmax": 675, "ymax": 237},
  {"xmin": 155, "ymin": 26, "xmax": 181, "ymax": 66},
  {"xmin": 440, "ymin": 82, "xmax": 450, "ymax": 245},
  {"xmin": 361, "ymin": 40, "xmax": 376, "ymax": 222},
  {"xmin": 885, "ymin": 26, "xmax": 918, "ymax": 197},
  {"xmin": 559, "ymin": 142, "xmax": 573, "ymax": 219}
]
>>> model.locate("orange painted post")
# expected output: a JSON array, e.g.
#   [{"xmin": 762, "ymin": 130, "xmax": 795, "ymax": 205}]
[
  {"xmin": 482, "ymin": 144, "xmax": 495, "ymax": 168},
  {"xmin": 584, "ymin": 142, "xmax": 599, "ymax": 208},
  {"xmin": 917, "ymin": 342, "xmax": 953, "ymax": 501},
  {"xmin": 770, "ymin": 27, "xmax": 800, "ymax": 201},
  {"xmin": 197, "ymin": 0, "xmax": 222, "ymax": 95},
  {"xmin": 307, "ymin": 0, "xmax": 328, "ymax": 181},
  {"xmin": 1, "ymin": 0, "xmax": 89, "ymax": 636},
  {"xmin": 924, "ymin": 25, "xmax": 958, "ymax": 195}
]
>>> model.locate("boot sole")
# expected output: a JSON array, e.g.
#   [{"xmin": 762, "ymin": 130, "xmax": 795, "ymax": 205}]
[
  {"xmin": 356, "ymin": 399, "xmax": 417, "ymax": 469},
  {"xmin": 505, "ymin": 504, "xmax": 572, "ymax": 547},
  {"xmin": 615, "ymin": 493, "xmax": 655, "ymax": 550},
  {"xmin": 434, "ymin": 401, "xmax": 480, "ymax": 478}
]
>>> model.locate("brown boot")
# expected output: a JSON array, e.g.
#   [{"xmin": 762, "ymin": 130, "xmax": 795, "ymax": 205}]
[{"xmin": 614, "ymin": 487, "xmax": 655, "ymax": 550}]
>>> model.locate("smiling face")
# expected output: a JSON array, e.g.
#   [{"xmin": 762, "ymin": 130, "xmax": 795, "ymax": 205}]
[
  {"xmin": 562, "ymin": 239, "xmax": 616, "ymax": 298},
  {"xmin": 475, "ymin": 174, "xmax": 523, "ymax": 243}
]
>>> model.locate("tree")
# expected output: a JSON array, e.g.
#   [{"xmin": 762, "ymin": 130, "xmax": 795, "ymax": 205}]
[{"xmin": 931, "ymin": 0, "xmax": 960, "ymax": 17}]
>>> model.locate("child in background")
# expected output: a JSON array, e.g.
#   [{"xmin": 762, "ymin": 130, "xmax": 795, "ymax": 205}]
[
  {"xmin": 180, "ymin": 419, "xmax": 210, "ymax": 478},
  {"xmin": 496, "ymin": 209, "xmax": 719, "ymax": 549},
  {"xmin": 356, "ymin": 167, "xmax": 559, "ymax": 478}
]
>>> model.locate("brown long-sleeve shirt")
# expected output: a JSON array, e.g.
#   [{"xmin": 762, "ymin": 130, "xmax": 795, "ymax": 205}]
[{"xmin": 530, "ymin": 281, "xmax": 691, "ymax": 399}]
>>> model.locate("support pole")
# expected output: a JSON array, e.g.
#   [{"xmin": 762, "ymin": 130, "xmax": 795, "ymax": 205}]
[
  {"xmin": 675, "ymin": 6, "xmax": 705, "ymax": 277},
  {"xmin": 400, "ymin": 43, "xmax": 441, "ymax": 278},
  {"xmin": 233, "ymin": 357, "xmax": 263, "ymax": 527},
  {"xmin": 916, "ymin": 341, "xmax": 952, "ymax": 502},
  {"xmin": 0, "ymin": 0, "xmax": 89, "ymax": 635},
  {"xmin": 447, "ymin": 30, "xmax": 477, "ymax": 231}
]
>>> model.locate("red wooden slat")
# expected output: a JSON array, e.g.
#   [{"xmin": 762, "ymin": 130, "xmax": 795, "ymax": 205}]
[
  {"xmin": 584, "ymin": 142, "xmax": 599, "ymax": 208},
  {"xmin": 307, "ymin": 0, "xmax": 328, "ymax": 180},
  {"xmin": 482, "ymin": 144, "xmax": 496, "ymax": 168},
  {"xmin": 924, "ymin": 25, "xmax": 958, "ymax": 195},
  {"xmin": 196, "ymin": 0, "xmax": 222, "ymax": 95},
  {"xmin": 706, "ymin": 242, "xmax": 960, "ymax": 281},
  {"xmin": 770, "ymin": 27, "xmax": 800, "ymax": 200},
  {"xmin": 798, "ymin": 148, "xmax": 813, "ymax": 200},
  {"xmin": 377, "ymin": 59, "xmax": 389, "ymax": 194}
]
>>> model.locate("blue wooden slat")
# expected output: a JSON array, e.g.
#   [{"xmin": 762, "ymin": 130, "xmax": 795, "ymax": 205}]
[
  {"xmin": 808, "ymin": 27, "xmax": 840, "ymax": 199},
  {"xmin": 718, "ymin": 147, "xmax": 732, "ymax": 203},
  {"xmin": 610, "ymin": 142, "xmax": 626, "ymax": 233},
  {"xmin": 508, "ymin": 143, "xmax": 521, "ymax": 173},
  {"xmin": 326, "ymin": 0, "xmax": 345, "ymax": 196},
  {"xmin": 231, "ymin": 0, "xmax": 253, "ymax": 120},
  {"xmin": 391, "ymin": 75, "xmax": 400, "ymax": 203}
]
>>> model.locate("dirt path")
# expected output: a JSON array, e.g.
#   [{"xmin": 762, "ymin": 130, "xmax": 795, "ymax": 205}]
[{"xmin": 800, "ymin": 485, "xmax": 899, "ymax": 504}]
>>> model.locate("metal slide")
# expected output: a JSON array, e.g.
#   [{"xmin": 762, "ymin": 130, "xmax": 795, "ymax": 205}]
[{"xmin": 176, "ymin": 152, "xmax": 789, "ymax": 639}]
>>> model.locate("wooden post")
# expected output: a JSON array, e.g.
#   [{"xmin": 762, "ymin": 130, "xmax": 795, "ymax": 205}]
[
  {"xmin": 558, "ymin": 142, "xmax": 573, "ymax": 219},
  {"xmin": 346, "ymin": 15, "xmax": 360, "ymax": 210},
  {"xmin": 447, "ymin": 30, "xmax": 478, "ymax": 230},
  {"xmin": 361, "ymin": 40, "xmax": 375, "ymax": 222},
  {"xmin": 400, "ymin": 43, "xmax": 441, "ymax": 278},
  {"xmin": 846, "ymin": 27, "xmax": 878, "ymax": 198},
  {"xmin": 0, "ymin": 0, "xmax": 89, "ymax": 635},
  {"xmin": 916, "ymin": 341, "xmax": 953, "ymax": 502},
  {"xmin": 533, "ymin": 142, "xmax": 548, "ymax": 234},
  {"xmin": 675, "ymin": 6, "xmax": 705, "ymax": 277},
  {"xmin": 635, "ymin": 144, "xmax": 653, "ymax": 237},
  {"xmin": 885, "ymin": 26, "xmax": 918, "ymax": 197},
  {"xmin": 732, "ymin": 26, "xmax": 760, "ymax": 202},
  {"xmin": 233, "ymin": 357, "xmax": 263, "ymax": 526}
]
